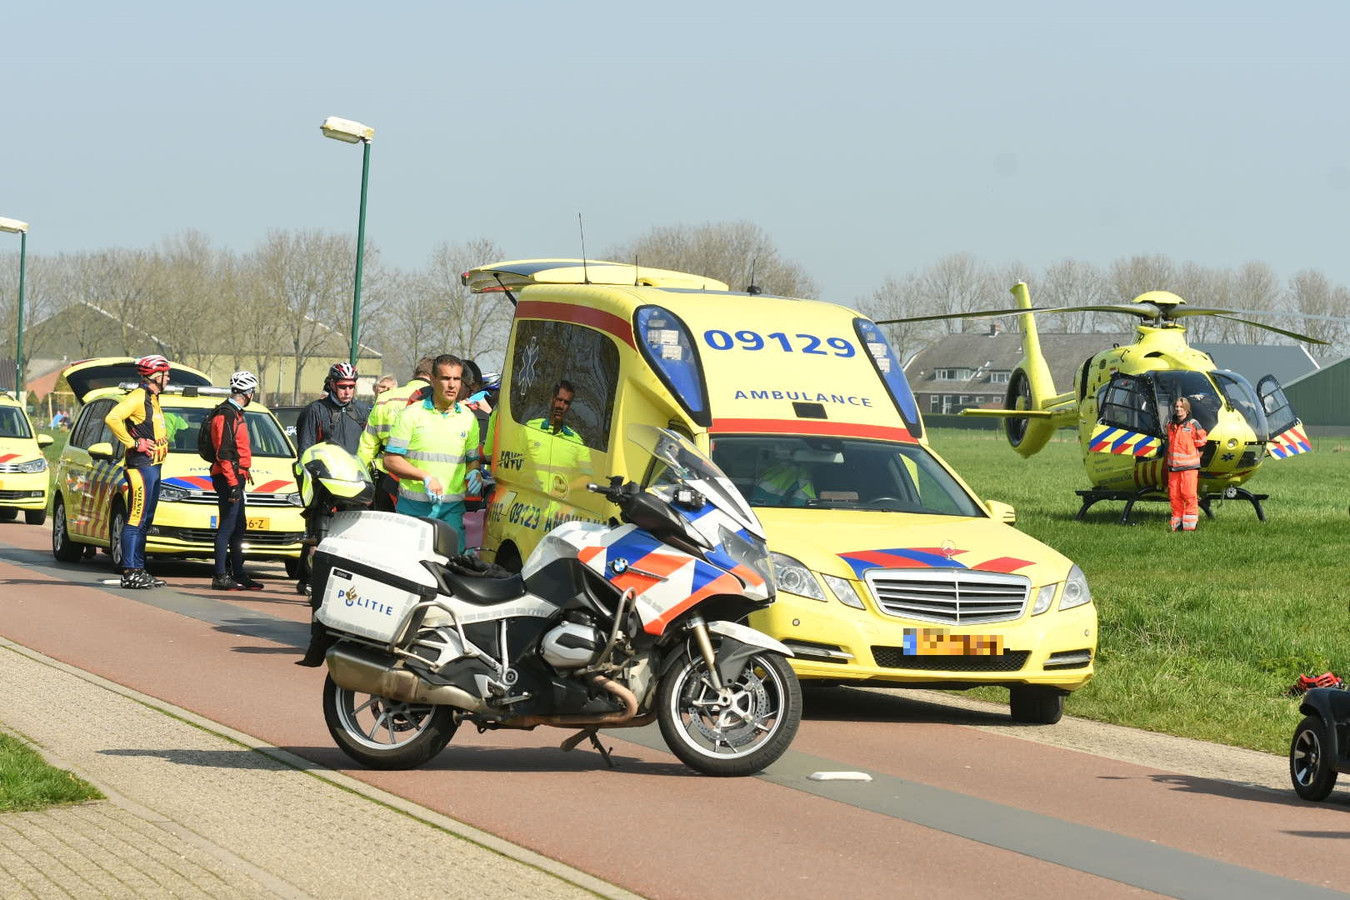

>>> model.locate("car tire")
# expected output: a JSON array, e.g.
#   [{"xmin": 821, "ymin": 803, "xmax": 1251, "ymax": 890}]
[
  {"xmin": 25, "ymin": 508, "xmax": 47, "ymax": 526},
  {"xmin": 1009, "ymin": 686, "xmax": 1065, "ymax": 725},
  {"xmin": 0, "ymin": 508, "xmax": 16, "ymax": 522},
  {"xmin": 108, "ymin": 503, "xmax": 127, "ymax": 570},
  {"xmin": 52, "ymin": 498, "xmax": 83, "ymax": 563}
]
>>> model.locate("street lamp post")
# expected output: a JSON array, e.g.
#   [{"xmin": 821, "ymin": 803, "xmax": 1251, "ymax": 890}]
[
  {"xmin": 320, "ymin": 116, "xmax": 375, "ymax": 368},
  {"xmin": 0, "ymin": 217, "xmax": 29, "ymax": 399}
]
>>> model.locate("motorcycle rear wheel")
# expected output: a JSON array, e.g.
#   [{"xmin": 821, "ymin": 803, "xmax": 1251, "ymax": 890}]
[
  {"xmin": 322, "ymin": 675, "xmax": 458, "ymax": 770},
  {"xmin": 657, "ymin": 648, "xmax": 800, "ymax": 777}
]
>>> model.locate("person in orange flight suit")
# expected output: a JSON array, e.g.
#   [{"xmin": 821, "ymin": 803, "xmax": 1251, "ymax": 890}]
[{"xmin": 1166, "ymin": 396, "xmax": 1208, "ymax": 532}]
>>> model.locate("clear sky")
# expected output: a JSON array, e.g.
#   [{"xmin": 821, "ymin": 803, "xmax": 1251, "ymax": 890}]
[{"xmin": 6, "ymin": 1, "xmax": 1348, "ymax": 307}]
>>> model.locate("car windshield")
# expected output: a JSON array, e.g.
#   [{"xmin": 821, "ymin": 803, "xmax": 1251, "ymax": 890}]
[
  {"xmin": 0, "ymin": 407, "xmax": 33, "ymax": 439},
  {"xmin": 709, "ymin": 435, "xmax": 985, "ymax": 517},
  {"xmin": 629, "ymin": 424, "xmax": 763, "ymax": 537},
  {"xmin": 163, "ymin": 407, "xmax": 294, "ymax": 459}
]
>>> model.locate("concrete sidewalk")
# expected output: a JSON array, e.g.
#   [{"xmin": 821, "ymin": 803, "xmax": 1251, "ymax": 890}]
[{"xmin": 0, "ymin": 639, "xmax": 641, "ymax": 900}]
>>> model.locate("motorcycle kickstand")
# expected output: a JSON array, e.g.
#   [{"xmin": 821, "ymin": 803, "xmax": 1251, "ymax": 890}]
[{"xmin": 560, "ymin": 728, "xmax": 616, "ymax": 768}]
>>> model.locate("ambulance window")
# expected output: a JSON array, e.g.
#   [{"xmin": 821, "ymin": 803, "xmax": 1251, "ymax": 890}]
[
  {"xmin": 853, "ymin": 319, "xmax": 923, "ymax": 439},
  {"xmin": 72, "ymin": 400, "xmax": 114, "ymax": 449},
  {"xmin": 634, "ymin": 306, "xmax": 710, "ymax": 427},
  {"xmin": 0, "ymin": 406, "xmax": 32, "ymax": 439},
  {"xmin": 508, "ymin": 319, "xmax": 619, "ymax": 452}
]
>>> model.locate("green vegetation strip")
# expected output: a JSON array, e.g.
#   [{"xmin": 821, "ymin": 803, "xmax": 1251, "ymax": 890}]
[
  {"xmin": 928, "ymin": 427, "xmax": 1350, "ymax": 756},
  {"xmin": 0, "ymin": 730, "xmax": 103, "ymax": 812}
]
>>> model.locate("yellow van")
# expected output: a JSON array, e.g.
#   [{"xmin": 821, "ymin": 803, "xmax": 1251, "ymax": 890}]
[
  {"xmin": 0, "ymin": 393, "xmax": 53, "ymax": 525},
  {"xmin": 51, "ymin": 358, "xmax": 306, "ymax": 570},
  {"xmin": 466, "ymin": 260, "xmax": 1096, "ymax": 723}
]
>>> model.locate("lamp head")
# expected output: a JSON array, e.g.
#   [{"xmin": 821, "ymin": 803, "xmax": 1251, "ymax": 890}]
[
  {"xmin": 0, "ymin": 217, "xmax": 29, "ymax": 234},
  {"xmin": 320, "ymin": 116, "xmax": 374, "ymax": 144}
]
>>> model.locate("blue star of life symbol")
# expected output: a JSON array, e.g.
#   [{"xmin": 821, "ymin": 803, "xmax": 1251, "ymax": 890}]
[{"xmin": 518, "ymin": 339, "xmax": 539, "ymax": 390}]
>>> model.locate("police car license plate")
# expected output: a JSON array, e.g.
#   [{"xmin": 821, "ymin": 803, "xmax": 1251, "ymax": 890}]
[{"xmin": 902, "ymin": 628, "xmax": 1003, "ymax": 656}]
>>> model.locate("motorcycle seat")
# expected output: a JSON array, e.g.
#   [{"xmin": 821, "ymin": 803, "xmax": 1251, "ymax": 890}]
[{"xmin": 439, "ymin": 566, "xmax": 527, "ymax": 606}]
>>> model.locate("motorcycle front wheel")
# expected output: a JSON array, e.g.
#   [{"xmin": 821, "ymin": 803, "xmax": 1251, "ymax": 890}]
[
  {"xmin": 322, "ymin": 675, "xmax": 458, "ymax": 770},
  {"xmin": 657, "ymin": 648, "xmax": 801, "ymax": 777}
]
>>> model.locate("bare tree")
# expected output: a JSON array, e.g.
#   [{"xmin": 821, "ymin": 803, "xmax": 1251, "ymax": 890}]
[
  {"xmin": 422, "ymin": 237, "xmax": 512, "ymax": 367},
  {"xmin": 605, "ymin": 221, "xmax": 817, "ymax": 299},
  {"xmin": 1107, "ymin": 254, "xmax": 1176, "ymax": 304},
  {"xmin": 858, "ymin": 274, "xmax": 940, "ymax": 365},
  {"xmin": 1286, "ymin": 269, "xmax": 1350, "ymax": 349},
  {"xmin": 1038, "ymin": 259, "xmax": 1106, "ymax": 332},
  {"xmin": 915, "ymin": 253, "xmax": 990, "ymax": 334}
]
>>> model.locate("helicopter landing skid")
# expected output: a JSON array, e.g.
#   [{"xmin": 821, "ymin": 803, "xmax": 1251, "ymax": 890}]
[{"xmin": 1074, "ymin": 488, "xmax": 1269, "ymax": 525}]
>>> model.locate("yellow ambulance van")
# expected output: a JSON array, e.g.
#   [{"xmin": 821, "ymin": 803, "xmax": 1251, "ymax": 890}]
[{"xmin": 466, "ymin": 260, "xmax": 1095, "ymax": 723}]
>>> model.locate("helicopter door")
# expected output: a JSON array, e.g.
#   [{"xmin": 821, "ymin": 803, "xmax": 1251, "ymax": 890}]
[
  {"xmin": 1097, "ymin": 373, "xmax": 1161, "ymax": 437},
  {"xmin": 1256, "ymin": 375, "xmax": 1297, "ymax": 438}
]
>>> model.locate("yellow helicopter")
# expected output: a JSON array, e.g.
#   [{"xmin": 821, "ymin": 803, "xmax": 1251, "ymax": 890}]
[{"xmin": 878, "ymin": 283, "xmax": 1325, "ymax": 523}]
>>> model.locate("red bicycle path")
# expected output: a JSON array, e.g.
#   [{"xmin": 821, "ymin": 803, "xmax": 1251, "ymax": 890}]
[{"xmin": 0, "ymin": 522, "xmax": 1347, "ymax": 900}]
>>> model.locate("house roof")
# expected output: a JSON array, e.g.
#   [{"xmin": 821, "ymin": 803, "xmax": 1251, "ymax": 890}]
[
  {"xmin": 1192, "ymin": 343, "xmax": 1319, "ymax": 387},
  {"xmin": 904, "ymin": 331, "xmax": 1134, "ymax": 393}
]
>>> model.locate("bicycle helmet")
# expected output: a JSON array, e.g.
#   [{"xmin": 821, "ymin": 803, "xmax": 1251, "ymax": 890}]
[
  {"xmin": 327, "ymin": 362, "xmax": 358, "ymax": 384},
  {"xmin": 135, "ymin": 355, "xmax": 171, "ymax": 376},
  {"xmin": 229, "ymin": 371, "xmax": 259, "ymax": 393}
]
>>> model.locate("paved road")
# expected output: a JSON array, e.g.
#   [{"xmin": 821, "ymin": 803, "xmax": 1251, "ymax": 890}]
[{"xmin": 0, "ymin": 522, "xmax": 1348, "ymax": 899}]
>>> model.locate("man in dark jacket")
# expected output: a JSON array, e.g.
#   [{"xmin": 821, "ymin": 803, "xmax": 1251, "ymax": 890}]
[
  {"xmin": 209, "ymin": 371, "xmax": 265, "ymax": 591},
  {"xmin": 296, "ymin": 362, "xmax": 369, "ymax": 455}
]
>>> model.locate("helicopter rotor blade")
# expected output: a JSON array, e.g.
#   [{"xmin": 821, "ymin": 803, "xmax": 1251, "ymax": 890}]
[
  {"xmin": 873, "ymin": 303, "xmax": 1156, "ymax": 326},
  {"xmin": 1187, "ymin": 312, "xmax": 1328, "ymax": 345}
]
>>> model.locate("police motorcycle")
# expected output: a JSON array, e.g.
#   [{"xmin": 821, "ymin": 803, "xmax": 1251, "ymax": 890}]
[
  {"xmin": 293, "ymin": 442, "xmax": 376, "ymax": 596},
  {"xmin": 305, "ymin": 425, "xmax": 801, "ymax": 777}
]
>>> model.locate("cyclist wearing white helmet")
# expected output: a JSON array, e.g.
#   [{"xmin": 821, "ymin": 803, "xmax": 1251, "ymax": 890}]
[
  {"xmin": 205, "ymin": 371, "xmax": 264, "ymax": 591},
  {"xmin": 105, "ymin": 355, "xmax": 172, "ymax": 589}
]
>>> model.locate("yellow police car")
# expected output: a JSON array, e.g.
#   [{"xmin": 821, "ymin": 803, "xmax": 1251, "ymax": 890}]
[
  {"xmin": 467, "ymin": 260, "xmax": 1096, "ymax": 724},
  {"xmin": 51, "ymin": 358, "xmax": 306, "ymax": 569},
  {"xmin": 0, "ymin": 393, "xmax": 53, "ymax": 525}
]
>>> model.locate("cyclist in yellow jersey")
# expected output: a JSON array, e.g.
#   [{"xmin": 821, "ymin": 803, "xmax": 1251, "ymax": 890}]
[{"xmin": 105, "ymin": 355, "xmax": 171, "ymax": 589}]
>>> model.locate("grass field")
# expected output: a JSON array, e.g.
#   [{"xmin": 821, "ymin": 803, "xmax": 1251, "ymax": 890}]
[
  {"xmin": 0, "ymin": 730, "xmax": 102, "ymax": 812},
  {"xmin": 927, "ymin": 426, "xmax": 1350, "ymax": 755}
]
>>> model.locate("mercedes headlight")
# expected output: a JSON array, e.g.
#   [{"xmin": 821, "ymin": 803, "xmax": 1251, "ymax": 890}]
[
  {"xmin": 770, "ymin": 552, "xmax": 826, "ymax": 601},
  {"xmin": 14, "ymin": 457, "xmax": 46, "ymax": 473},
  {"xmin": 1059, "ymin": 565, "xmax": 1092, "ymax": 610},
  {"xmin": 159, "ymin": 484, "xmax": 190, "ymax": 502},
  {"xmin": 821, "ymin": 573, "xmax": 867, "ymax": 610},
  {"xmin": 285, "ymin": 492, "xmax": 305, "ymax": 507},
  {"xmin": 1031, "ymin": 583, "xmax": 1057, "ymax": 616}
]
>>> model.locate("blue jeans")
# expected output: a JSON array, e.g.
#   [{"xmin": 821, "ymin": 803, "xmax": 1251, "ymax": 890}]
[
  {"xmin": 121, "ymin": 465, "xmax": 161, "ymax": 571},
  {"xmin": 212, "ymin": 474, "xmax": 247, "ymax": 577},
  {"xmin": 395, "ymin": 497, "xmax": 464, "ymax": 553}
]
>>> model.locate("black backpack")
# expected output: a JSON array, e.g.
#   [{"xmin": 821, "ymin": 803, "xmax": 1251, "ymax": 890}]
[{"xmin": 197, "ymin": 403, "xmax": 240, "ymax": 464}]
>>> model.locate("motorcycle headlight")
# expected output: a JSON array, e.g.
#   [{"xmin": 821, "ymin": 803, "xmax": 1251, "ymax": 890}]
[
  {"xmin": 1060, "ymin": 565, "xmax": 1092, "ymax": 611},
  {"xmin": 770, "ymin": 552, "xmax": 826, "ymax": 601},
  {"xmin": 14, "ymin": 457, "xmax": 47, "ymax": 474},
  {"xmin": 718, "ymin": 526, "xmax": 774, "ymax": 589},
  {"xmin": 821, "ymin": 574, "xmax": 866, "ymax": 610},
  {"xmin": 159, "ymin": 485, "xmax": 189, "ymax": 502}
]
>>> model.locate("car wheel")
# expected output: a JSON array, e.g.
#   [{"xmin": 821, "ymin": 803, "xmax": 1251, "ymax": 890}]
[
  {"xmin": 1009, "ymin": 686, "xmax": 1065, "ymax": 725},
  {"xmin": 52, "ymin": 499, "xmax": 83, "ymax": 563},
  {"xmin": 1290, "ymin": 715, "xmax": 1339, "ymax": 801},
  {"xmin": 25, "ymin": 508, "xmax": 47, "ymax": 526},
  {"xmin": 108, "ymin": 503, "xmax": 127, "ymax": 570},
  {"xmin": 0, "ymin": 508, "xmax": 16, "ymax": 522}
]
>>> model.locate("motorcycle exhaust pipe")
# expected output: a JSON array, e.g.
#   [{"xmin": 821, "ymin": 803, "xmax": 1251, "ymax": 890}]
[
  {"xmin": 326, "ymin": 643, "xmax": 491, "ymax": 714},
  {"xmin": 510, "ymin": 672, "xmax": 648, "ymax": 729}
]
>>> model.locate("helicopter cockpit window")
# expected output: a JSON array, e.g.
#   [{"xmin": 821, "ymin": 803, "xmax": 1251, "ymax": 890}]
[
  {"xmin": 1256, "ymin": 375, "xmax": 1297, "ymax": 437},
  {"xmin": 1150, "ymin": 371, "xmax": 1220, "ymax": 432},
  {"xmin": 1211, "ymin": 370, "xmax": 1269, "ymax": 441},
  {"xmin": 1098, "ymin": 373, "xmax": 1160, "ymax": 436}
]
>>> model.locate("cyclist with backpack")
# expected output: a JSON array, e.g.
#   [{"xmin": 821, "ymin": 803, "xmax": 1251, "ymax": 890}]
[{"xmin": 204, "ymin": 371, "xmax": 265, "ymax": 591}]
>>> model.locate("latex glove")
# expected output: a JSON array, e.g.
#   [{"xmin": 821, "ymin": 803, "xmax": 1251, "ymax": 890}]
[
  {"xmin": 466, "ymin": 468, "xmax": 483, "ymax": 496},
  {"xmin": 422, "ymin": 476, "xmax": 444, "ymax": 500},
  {"xmin": 133, "ymin": 438, "xmax": 153, "ymax": 454}
]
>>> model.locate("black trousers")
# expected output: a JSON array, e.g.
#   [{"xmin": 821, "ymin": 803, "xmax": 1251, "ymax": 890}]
[{"xmin": 212, "ymin": 475, "xmax": 246, "ymax": 577}]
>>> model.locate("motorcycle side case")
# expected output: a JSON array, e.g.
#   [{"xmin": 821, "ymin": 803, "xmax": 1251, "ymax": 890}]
[
  {"xmin": 325, "ymin": 509, "xmax": 459, "ymax": 557},
  {"xmin": 1299, "ymin": 687, "xmax": 1350, "ymax": 773},
  {"xmin": 314, "ymin": 535, "xmax": 440, "ymax": 643}
]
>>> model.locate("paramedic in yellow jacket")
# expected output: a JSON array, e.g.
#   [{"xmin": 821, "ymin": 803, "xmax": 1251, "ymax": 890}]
[
  {"xmin": 524, "ymin": 380, "xmax": 592, "ymax": 495},
  {"xmin": 358, "ymin": 355, "xmax": 434, "ymax": 511},
  {"xmin": 105, "ymin": 355, "xmax": 171, "ymax": 590},
  {"xmin": 382, "ymin": 355, "xmax": 482, "ymax": 552}
]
